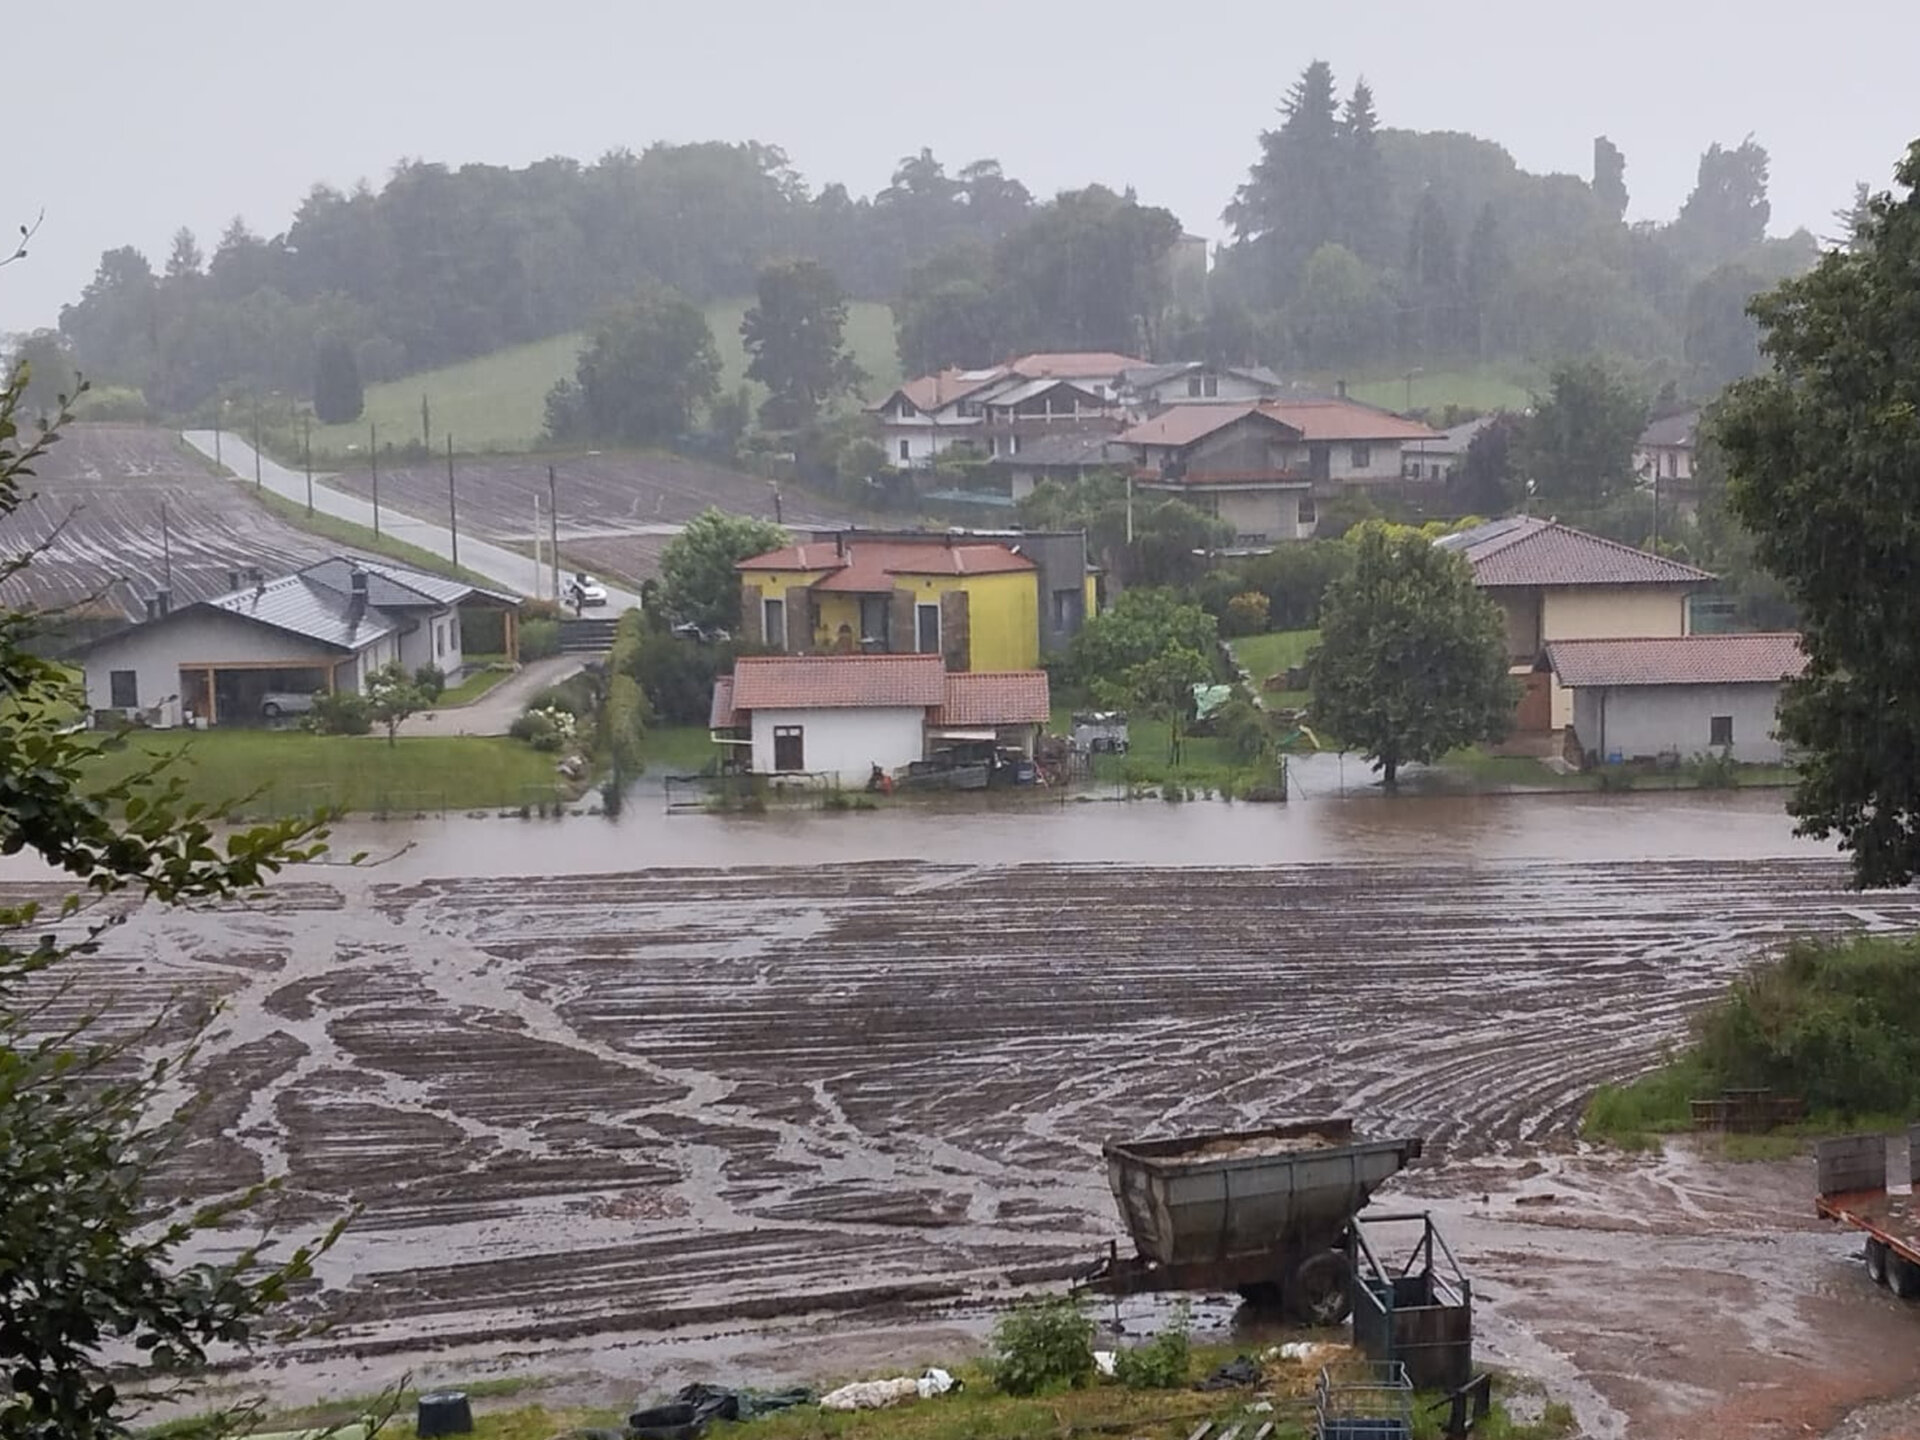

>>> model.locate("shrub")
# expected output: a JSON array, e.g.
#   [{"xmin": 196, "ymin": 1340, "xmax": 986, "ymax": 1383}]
[
  {"xmin": 1691, "ymin": 750, "xmax": 1740, "ymax": 788},
  {"xmin": 529, "ymin": 675, "xmax": 598, "ymax": 717},
  {"xmin": 413, "ymin": 664, "xmax": 446, "ymax": 701},
  {"xmin": 606, "ymin": 672, "xmax": 649, "ymax": 776},
  {"xmin": 1220, "ymin": 591, "xmax": 1272, "ymax": 638},
  {"xmin": 305, "ymin": 690, "xmax": 371, "ymax": 736},
  {"xmin": 989, "ymin": 1296, "xmax": 1096, "ymax": 1396},
  {"xmin": 511, "ymin": 705, "xmax": 578, "ymax": 753},
  {"xmin": 520, "ymin": 618, "xmax": 562, "ymax": 660},
  {"xmin": 1112, "ymin": 1304, "xmax": 1191, "ymax": 1390}
]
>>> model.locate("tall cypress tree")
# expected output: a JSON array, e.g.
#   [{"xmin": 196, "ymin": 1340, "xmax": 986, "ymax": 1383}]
[
  {"xmin": 1340, "ymin": 78, "xmax": 1389, "ymax": 263},
  {"xmin": 312, "ymin": 335, "xmax": 364, "ymax": 423},
  {"xmin": 1224, "ymin": 61, "xmax": 1347, "ymax": 300}
]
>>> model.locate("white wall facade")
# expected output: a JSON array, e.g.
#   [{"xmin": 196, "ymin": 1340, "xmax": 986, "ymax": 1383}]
[
  {"xmin": 748, "ymin": 705, "xmax": 928, "ymax": 786},
  {"xmin": 395, "ymin": 607, "xmax": 465, "ymax": 681},
  {"xmin": 82, "ymin": 610, "xmax": 353, "ymax": 719},
  {"xmin": 878, "ymin": 421, "xmax": 981, "ymax": 469},
  {"xmin": 1571, "ymin": 681, "xmax": 1788, "ymax": 765},
  {"xmin": 1141, "ymin": 371, "xmax": 1277, "ymax": 408}
]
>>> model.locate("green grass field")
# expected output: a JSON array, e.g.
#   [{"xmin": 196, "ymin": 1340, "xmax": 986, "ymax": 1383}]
[
  {"xmin": 639, "ymin": 722, "xmax": 718, "ymax": 776},
  {"xmin": 1228, "ymin": 630, "xmax": 1319, "ymax": 684},
  {"xmin": 1316, "ymin": 363, "xmax": 1539, "ymax": 417},
  {"xmin": 81, "ymin": 731, "xmax": 567, "ymax": 816},
  {"xmin": 303, "ymin": 299, "xmax": 900, "ymax": 457}
]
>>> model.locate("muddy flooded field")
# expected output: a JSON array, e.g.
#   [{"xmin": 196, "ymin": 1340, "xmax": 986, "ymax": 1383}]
[{"xmin": 15, "ymin": 833, "xmax": 1920, "ymax": 1437}]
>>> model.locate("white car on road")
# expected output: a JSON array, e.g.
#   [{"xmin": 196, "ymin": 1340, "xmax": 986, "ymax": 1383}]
[{"xmin": 567, "ymin": 573, "xmax": 608, "ymax": 610}]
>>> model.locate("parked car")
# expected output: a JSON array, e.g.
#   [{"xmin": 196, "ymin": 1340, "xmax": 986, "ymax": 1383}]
[
  {"xmin": 568, "ymin": 572, "xmax": 609, "ymax": 610},
  {"xmin": 671, "ymin": 621, "xmax": 732, "ymax": 644},
  {"xmin": 260, "ymin": 691, "xmax": 318, "ymax": 720}
]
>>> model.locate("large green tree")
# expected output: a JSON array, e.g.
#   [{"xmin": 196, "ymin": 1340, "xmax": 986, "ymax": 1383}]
[
  {"xmin": 1067, "ymin": 586, "xmax": 1219, "ymax": 689},
  {"xmin": 1, "ymin": 363, "xmax": 344, "ymax": 1435},
  {"xmin": 1518, "ymin": 359, "xmax": 1649, "ymax": 507},
  {"xmin": 1715, "ymin": 143, "xmax": 1920, "ymax": 887},
  {"xmin": 310, "ymin": 333, "xmax": 363, "ymax": 423},
  {"xmin": 658, "ymin": 507, "xmax": 789, "ymax": 633},
  {"xmin": 741, "ymin": 259, "xmax": 866, "ymax": 430},
  {"xmin": 1310, "ymin": 524, "xmax": 1516, "ymax": 786},
  {"xmin": 555, "ymin": 285, "xmax": 721, "ymax": 445}
]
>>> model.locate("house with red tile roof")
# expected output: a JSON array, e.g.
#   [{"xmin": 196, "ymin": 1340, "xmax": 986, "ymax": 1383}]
[
  {"xmin": 868, "ymin": 353, "xmax": 1142, "ymax": 469},
  {"xmin": 1544, "ymin": 633, "xmax": 1805, "ymax": 765},
  {"xmin": 737, "ymin": 533, "xmax": 1078, "ymax": 672},
  {"xmin": 709, "ymin": 654, "xmax": 1050, "ymax": 785},
  {"xmin": 1435, "ymin": 515, "xmax": 1718, "ymax": 732},
  {"xmin": 1119, "ymin": 398, "xmax": 1442, "ymax": 546}
]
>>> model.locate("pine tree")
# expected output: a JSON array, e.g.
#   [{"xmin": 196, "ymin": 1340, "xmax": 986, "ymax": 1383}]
[
  {"xmin": 1406, "ymin": 191, "xmax": 1460, "ymax": 355},
  {"xmin": 164, "ymin": 227, "xmax": 203, "ymax": 280},
  {"xmin": 1463, "ymin": 203, "xmax": 1508, "ymax": 358},
  {"xmin": 312, "ymin": 334, "xmax": 364, "ymax": 423},
  {"xmin": 1592, "ymin": 137, "xmax": 1629, "ymax": 221},
  {"xmin": 1340, "ymin": 78, "xmax": 1389, "ymax": 262}
]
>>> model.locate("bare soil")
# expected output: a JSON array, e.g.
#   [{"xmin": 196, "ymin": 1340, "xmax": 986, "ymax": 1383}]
[{"xmin": 16, "ymin": 854, "xmax": 1920, "ymax": 1437}]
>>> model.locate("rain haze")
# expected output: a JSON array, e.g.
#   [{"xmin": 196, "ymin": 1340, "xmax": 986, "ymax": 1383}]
[{"xmin": 5, "ymin": 0, "xmax": 1918, "ymax": 330}]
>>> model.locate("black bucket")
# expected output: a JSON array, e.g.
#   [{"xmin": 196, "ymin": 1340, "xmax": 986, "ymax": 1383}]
[{"xmin": 415, "ymin": 1390, "xmax": 474, "ymax": 1437}]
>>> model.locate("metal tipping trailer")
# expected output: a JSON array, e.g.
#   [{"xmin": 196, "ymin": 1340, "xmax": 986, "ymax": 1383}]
[
  {"xmin": 1082, "ymin": 1119, "xmax": 1423, "ymax": 1324},
  {"xmin": 1816, "ymin": 1126, "xmax": 1920, "ymax": 1298}
]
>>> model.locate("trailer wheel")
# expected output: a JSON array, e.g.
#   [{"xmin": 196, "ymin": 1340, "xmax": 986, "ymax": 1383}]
[
  {"xmin": 1865, "ymin": 1239, "xmax": 1889, "ymax": 1287},
  {"xmin": 1888, "ymin": 1253, "xmax": 1920, "ymax": 1301},
  {"xmin": 1236, "ymin": 1281, "xmax": 1284, "ymax": 1311},
  {"xmin": 1288, "ymin": 1249, "xmax": 1353, "ymax": 1326}
]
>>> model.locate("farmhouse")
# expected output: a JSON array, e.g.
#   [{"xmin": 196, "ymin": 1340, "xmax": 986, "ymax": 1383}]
[
  {"xmin": 869, "ymin": 351, "xmax": 1141, "ymax": 469},
  {"xmin": 1114, "ymin": 361, "xmax": 1286, "ymax": 412},
  {"xmin": 1435, "ymin": 516, "xmax": 1716, "ymax": 732},
  {"xmin": 1547, "ymin": 633, "xmax": 1806, "ymax": 766},
  {"xmin": 737, "ymin": 532, "xmax": 1082, "ymax": 671},
  {"xmin": 709, "ymin": 653, "xmax": 1051, "ymax": 786},
  {"xmin": 75, "ymin": 557, "xmax": 519, "ymax": 726}
]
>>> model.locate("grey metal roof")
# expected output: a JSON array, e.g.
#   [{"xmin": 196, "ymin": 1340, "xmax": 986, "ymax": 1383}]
[
  {"xmin": 1408, "ymin": 415, "xmax": 1496, "ymax": 456},
  {"xmin": 207, "ymin": 573, "xmax": 397, "ymax": 650},
  {"xmin": 1011, "ymin": 431, "xmax": 1126, "ymax": 469},
  {"xmin": 298, "ymin": 556, "xmax": 516, "ymax": 609},
  {"xmin": 1639, "ymin": 408, "xmax": 1701, "ymax": 449}
]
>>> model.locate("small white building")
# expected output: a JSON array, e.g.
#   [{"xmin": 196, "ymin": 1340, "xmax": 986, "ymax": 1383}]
[
  {"xmin": 869, "ymin": 352, "xmax": 1143, "ymax": 469},
  {"xmin": 1635, "ymin": 408, "xmax": 1700, "ymax": 486},
  {"xmin": 711, "ymin": 653, "xmax": 1051, "ymax": 786},
  {"xmin": 1114, "ymin": 362, "xmax": 1286, "ymax": 414},
  {"xmin": 1546, "ymin": 633, "xmax": 1807, "ymax": 766},
  {"xmin": 75, "ymin": 556, "xmax": 519, "ymax": 727}
]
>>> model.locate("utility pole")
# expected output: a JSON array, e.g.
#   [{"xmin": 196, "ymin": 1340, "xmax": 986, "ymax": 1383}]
[
  {"xmin": 533, "ymin": 494, "xmax": 543, "ymax": 600},
  {"xmin": 303, "ymin": 414, "xmax": 313, "ymax": 516},
  {"xmin": 369, "ymin": 422, "xmax": 381, "ymax": 538},
  {"xmin": 213, "ymin": 417, "xmax": 222, "ymax": 468},
  {"xmin": 251, "ymin": 394, "xmax": 262, "ymax": 491},
  {"xmin": 421, "ymin": 392, "xmax": 431, "ymax": 450},
  {"xmin": 547, "ymin": 464, "xmax": 560, "ymax": 600},
  {"xmin": 1125, "ymin": 473, "xmax": 1134, "ymax": 544},
  {"xmin": 446, "ymin": 433, "xmax": 459, "ymax": 570},
  {"xmin": 161, "ymin": 500, "xmax": 171, "ymax": 590}
]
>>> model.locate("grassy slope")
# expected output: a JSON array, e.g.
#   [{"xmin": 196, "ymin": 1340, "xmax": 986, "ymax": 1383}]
[
  {"xmin": 243, "ymin": 483, "xmax": 503, "ymax": 588},
  {"xmin": 1320, "ymin": 362, "xmax": 1538, "ymax": 416},
  {"xmin": 81, "ymin": 731, "xmax": 565, "ymax": 815},
  {"xmin": 306, "ymin": 299, "xmax": 900, "ymax": 456},
  {"xmin": 1228, "ymin": 630, "xmax": 1319, "ymax": 685}
]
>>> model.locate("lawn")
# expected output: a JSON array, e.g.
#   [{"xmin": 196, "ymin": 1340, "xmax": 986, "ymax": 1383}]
[
  {"xmin": 438, "ymin": 663, "xmax": 513, "ymax": 707},
  {"xmin": 640, "ymin": 722, "xmax": 719, "ymax": 776},
  {"xmin": 80, "ymin": 731, "xmax": 568, "ymax": 816},
  {"xmin": 301, "ymin": 299, "xmax": 900, "ymax": 457},
  {"xmin": 1229, "ymin": 630, "xmax": 1319, "ymax": 685}
]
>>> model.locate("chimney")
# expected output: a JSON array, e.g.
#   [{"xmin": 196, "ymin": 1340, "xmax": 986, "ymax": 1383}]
[
  {"xmin": 155, "ymin": 587, "xmax": 171, "ymax": 617},
  {"xmin": 1336, "ymin": 379, "xmax": 1349, "ymax": 400},
  {"xmin": 835, "ymin": 533, "xmax": 845, "ymax": 559},
  {"xmin": 228, "ymin": 569, "xmax": 242, "ymax": 591},
  {"xmin": 251, "ymin": 568, "xmax": 265, "ymax": 597},
  {"xmin": 347, "ymin": 568, "xmax": 368, "ymax": 627}
]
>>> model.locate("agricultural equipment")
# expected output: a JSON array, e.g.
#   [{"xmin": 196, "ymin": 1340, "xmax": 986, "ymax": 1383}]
[
  {"xmin": 1350, "ymin": 1213, "xmax": 1475, "ymax": 1392},
  {"xmin": 1071, "ymin": 710, "xmax": 1130, "ymax": 754},
  {"xmin": 1082, "ymin": 1119, "xmax": 1423, "ymax": 1323},
  {"xmin": 1816, "ymin": 1126, "xmax": 1920, "ymax": 1299},
  {"xmin": 1314, "ymin": 1360, "xmax": 1412, "ymax": 1440}
]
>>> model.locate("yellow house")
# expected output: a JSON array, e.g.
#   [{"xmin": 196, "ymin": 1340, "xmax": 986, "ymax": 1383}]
[
  {"xmin": 737, "ymin": 535, "xmax": 1048, "ymax": 672},
  {"xmin": 1435, "ymin": 517, "xmax": 1716, "ymax": 731}
]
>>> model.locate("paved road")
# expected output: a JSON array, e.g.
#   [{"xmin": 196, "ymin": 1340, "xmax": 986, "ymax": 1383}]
[
  {"xmin": 182, "ymin": 431, "xmax": 644, "ymax": 611},
  {"xmin": 397, "ymin": 655, "xmax": 585, "ymax": 738}
]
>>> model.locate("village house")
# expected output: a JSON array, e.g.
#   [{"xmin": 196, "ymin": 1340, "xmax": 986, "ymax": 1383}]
[
  {"xmin": 1546, "ymin": 632, "xmax": 1806, "ymax": 766},
  {"xmin": 736, "ymin": 533, "xmax": 1088, "ymax": 672},
  {"xmin": 1401, "ymin": 414, "xmax": 1497, "ymax": 482},
  {"xmin": 1113, "ymin": 361, "xmax": 1286, "ymax": 413},
  {"xmin": 868, "ymin": 351, "xmax": 1142, "ymax": 469},
  {"xmin": 1635, "ymin": 408, "xmax": 1700, "ymax": 485},
  {"xmin": 1434, "ymin": 516, "xmax": 1716, "ymax": 732},
  {"xmin": 74, "ymin": 556, "xmax": 520, "ymax": 727},
  {"xmin": 1001, "ymin": 430, "xmax": 1127, "ymax": 500},
  {"xmin": 1121, "ymin": 398, "xmax": 1442, "ymax": 547},
  {"xmin": 708, "ymin": 653, "xmax": 1050, "ymax": 786}
]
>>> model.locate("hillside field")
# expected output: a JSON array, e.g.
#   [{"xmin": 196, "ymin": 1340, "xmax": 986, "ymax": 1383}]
[{"xmin": 303, "ymin": 298, "xmax": 901, "ymax": 458}]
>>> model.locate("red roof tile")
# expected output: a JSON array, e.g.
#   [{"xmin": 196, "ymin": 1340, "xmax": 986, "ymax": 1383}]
[
  {"xmin": 883, "ymin": 368, "xmax": 1009, "ymax": 413},
  {"xmin": 933, "ymin": 671, "xmax": 1052, "ymax": 726},
  {"xmin": 729, "ymin": 654, "xmax": 947, "ymax": 711},
  {"xmin": 1546, "ymin": 634, "xmax": 1807, "ymax": 688},
  {"xmin": 1259, "ymin": 399, "xmax": 1441, "ymax": 443},
  {"xmin": 1008, "ymin": 351, "xmax": 1145, "ymax": 378},
  {"xmin": 1437, "ymin": 517, "xmax": 1716, "ymax": 587},
  {"xmin": 1120, "ymin": 404, "xmax": 1298, "ymax": 448},
  {"xmin": 709, "ymin": 675, "xmax": 739, "ymax": 728},
  {"xmin": 738, "ymin": 538, "xmax": 1035, "ymax": 590}
]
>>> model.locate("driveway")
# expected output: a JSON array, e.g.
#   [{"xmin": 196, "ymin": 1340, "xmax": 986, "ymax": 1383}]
[{"xmin": 398, "ymin": 655, "xmax": 585, "ymax": 738}]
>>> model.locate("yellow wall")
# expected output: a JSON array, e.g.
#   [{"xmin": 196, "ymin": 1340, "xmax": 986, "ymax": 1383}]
[
  {"xmin": 1542, "ymin": 585, "xmax": 1690, "ymax": 642},
  {"xmin": 899, "ymin": 569, "xmax": 1040, "ymax": 670}
]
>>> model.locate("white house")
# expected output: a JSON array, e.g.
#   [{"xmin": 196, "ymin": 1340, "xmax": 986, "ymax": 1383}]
[
  {"xmin": 869, "ymin": 352, "xmax": 1142, "ymax": 469},
  {"xmin": 1635, "ymin": 408, "xmax": 1700, "ymax": 485},
  {"xmin": 1114, "ymin": 361, "xmax": 1285, "ymax": 413},
  {"xmin": 1401, "ymin": 414, "xmax": 1497, "ymax": 482},
  {"xmin": 1545, "ymin": 633, "xmax": 1806, "ymax": 766},
  {"xmin": 75, "ymin": 557, "xmax": 519, "ymax": 727},
  {"xmin": 710, "ymin": 653, "xmax": 1050, "ymax": 786}
]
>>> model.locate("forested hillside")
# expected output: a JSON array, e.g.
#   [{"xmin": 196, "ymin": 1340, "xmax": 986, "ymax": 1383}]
[{"xmin": 26, "ymin": 62, "xmax": 1825, "ymax": 428}]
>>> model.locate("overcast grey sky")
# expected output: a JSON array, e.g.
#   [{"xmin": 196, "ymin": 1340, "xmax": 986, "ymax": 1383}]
[{"xmin": 6, "ymin": 0, "xmax": 1916, "ymax": 334}]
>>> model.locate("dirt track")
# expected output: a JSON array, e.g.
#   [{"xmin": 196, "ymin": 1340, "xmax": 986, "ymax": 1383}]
[{"xmin": 19, "ymin": 855, "xmax": 1920, "ymax": 1437}]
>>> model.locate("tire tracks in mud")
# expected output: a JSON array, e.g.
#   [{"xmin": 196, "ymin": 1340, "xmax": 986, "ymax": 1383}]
[{"xmin": 10, "ymin": 855, "xmax": 1918, "ymax": 1357}]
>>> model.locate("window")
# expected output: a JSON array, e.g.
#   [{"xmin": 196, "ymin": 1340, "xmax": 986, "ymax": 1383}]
[
  {"xmin": 763, "ymin": 597, "xmax": 787, "ymax": 650},
  {"xmin": 1667, "ymin": 451, "xmax": 1679, "ymax": 479},
  {"xmin": 1009, "ymin": 433, "xmax": 1020, "ymax": 455},
  {"xmin": 1709, "ymin": 714, "xmax": 1734, "ymax": 747},
  {"xmin": 896, "ymin": 399, "xmax": 915, "ymax": 419},
  {"xmin": 898, "ymin": 439, "xmax": 911, "ymax": 462},
  {"xmin": 1349, "ymin": 443, "xmax": 1372, "ymax": 470},
  {"xmin": 916, "ymin": 602, "xmax": 941, "ymax": 655},
  {"xmin": 1203, "ymin": 374, "xmax": 1219, "ymax": 397},
  {"xmin": 1051, "ymin": 587, "xmax": 1083, "ymax": 632},
  {"xmin": 109, "ymin": 670, "xmax": 139, "ymax": 708},
  {"xmin": 1298, "ymin": 496, "xmax": 1318, "ymax": 526},
  {"xmin": 433, "ymin": 622, "xmax": 444, "ymax": 658},
  {"xmin": 451, "ymin": 615, "xmax": 461, "ymax": 650},
  {"xmin": 1187, "ymin": 375, "xmax": 1203, "ymax": 397},
  {"xmin": 773, "ymin": 725, "xmax": 805, "ymax": 772}
]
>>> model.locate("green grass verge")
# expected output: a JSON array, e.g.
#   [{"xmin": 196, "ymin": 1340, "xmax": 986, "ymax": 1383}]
[
  {"xmin": 1317, "ymin": 362, "xmax": 1540, "ymax": 416},
  {"xmin": 242, "ymin": 482, "xmax": 504, "ymax": 589},
  {"xmin": 641, "ymin": 722, "xmax": 719, "ymax": 776},
  {"xmin": 301, "ymin": 299, "xmax": 900, "ymax": 456},
  {"xmin": 438, "ymin": 664, "xmax": 513, "ymax": 707},
  {"xmin": 81, "ymin": 731, "xmax": 567, "ymax": 816}
]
